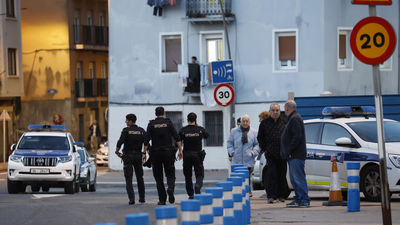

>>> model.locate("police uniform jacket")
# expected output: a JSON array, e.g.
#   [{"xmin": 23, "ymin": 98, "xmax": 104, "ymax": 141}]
[
  {"xmin": 147, "ymin": 117, "xmax": 180, "ymax": 151},
  {"xmin": 179, "ymin": 125, "xmax": 209, "ymax": 152},
  {"xmin": 116, "ymin": 125, "xmax": 149, "ymax": 154}
]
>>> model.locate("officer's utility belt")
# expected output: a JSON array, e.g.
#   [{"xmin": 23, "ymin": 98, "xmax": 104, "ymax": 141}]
[
  {"xmin": 152, "ymin": 146, "xmax": 176, "ymax": 152},
  {"xmin": 122, "ymin": 150, "xmax": 142, "ymax": 155}
]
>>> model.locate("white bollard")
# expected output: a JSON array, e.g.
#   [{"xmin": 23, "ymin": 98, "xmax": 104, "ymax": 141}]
[
  {"xmin": 126, "ymin": 213, "xmax": 149, "ymax": 225},
  {"xmin": 195, "ymin": 193, "xmax": 214, "ymax": 224},
  {"xmin": 205, "ymin": 187, "xmax": 224, "ymax": 225},
  {"xmin": 181, "ymin": 200, "xmax": 201, "ymax": 225},
  {"xmin": 155, "ymin": 206, "xmax": 178, "ymax": 225}
]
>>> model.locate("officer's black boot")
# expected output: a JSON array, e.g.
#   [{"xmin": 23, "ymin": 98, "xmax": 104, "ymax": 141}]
[
  {"xmin": 167, "ymin": 190, "xmax": 175, "ymax": 204},
  {"xmin": 129, "ymin": 199, "xmax": 135, "ymax": 205}
]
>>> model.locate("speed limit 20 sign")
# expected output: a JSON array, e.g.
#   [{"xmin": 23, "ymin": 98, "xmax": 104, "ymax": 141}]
[
  {"xmin": 350, "ymin": 17, "xmax": 396, "ymax": 65},
  {"xmin": 214, "ymin": 83, "xmax": 234, "ymax": 107}
]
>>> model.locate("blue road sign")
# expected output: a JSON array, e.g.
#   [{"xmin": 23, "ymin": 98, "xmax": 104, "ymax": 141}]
[{"xmin": 211, "ymin": 60, "xmax": 234, "ymax": 84}]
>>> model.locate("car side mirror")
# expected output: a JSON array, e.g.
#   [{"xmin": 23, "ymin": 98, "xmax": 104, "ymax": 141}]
[
  {"xmin": 10, "ymin": 144, "xmax": 16, "ymax": 152},
  {"xmin": 335, "ymin": 137, "xmax": 357, "ymax": 148},
  {"xmin": 73, "ymin": 146, "xmax": 77, "ymax": 153},
  {"xmin": 88, "ymin": 157, "xmax": 95, "ymax": 162}
]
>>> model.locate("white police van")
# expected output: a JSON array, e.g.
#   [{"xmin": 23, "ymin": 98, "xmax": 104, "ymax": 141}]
[
  {"xmin": 8, "ymin": 125, "xmax": 81, "ymax": 194},
  {"xmin": 253, "ymin": 106, "xmax": 400, "ymax": 202}
]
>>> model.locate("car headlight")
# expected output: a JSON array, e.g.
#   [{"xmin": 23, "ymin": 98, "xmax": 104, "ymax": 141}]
[
  {"xmin": 9, "ymin": 155, "xmax": 23, "ymax": 163},
  {"xmin": 59, "ymin": 155, "xmax": 72, "ymax": 163},
  {"xmin": 388, "ymin": 154, "xmax": 400, "ymax": 168}
]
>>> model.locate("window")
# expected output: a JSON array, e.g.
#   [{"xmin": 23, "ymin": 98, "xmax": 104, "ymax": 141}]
[
  {"xmin": 305, "ymin": 123, "xmax": 322, "ymax": 144},
  {"xmin": 204, "ymin": 111, "xmax": 223, "ymax": 146},
  {"xmin": 101, "ymin": 62, "xmax": 107, "ymax": 78},
  {"xmin": 6, "ymin": 0, "xmax": 15, "ymax": 17},
  {"xmin": 89, "ymin": 62, "xmax": 95, "ymax": 78},
  {"xmin": 87, "ymin": 11, "xmax": 93, "ymax": 25},
  {"xmin": 99, "ymin": 12, "xmax": 105, "ymax": 26},
  {"xmin": 273, "ymin": 30, "xmax": 297, "ymax": 71},
  {"xmin": 160, "ymin": 34, "xmax": 182, "ymax": 73},
  {"xmin": 321, "ymin": 123, "xmax": 353, "ymax": 146},
  {"xmin": 7, "ymin": 48, "xmax": 17, "ymax": 76},
  {"xmin": 74, "ymin": 11, "xmax": 81, "ymax": 43},
  {"xmin": 165, "ymin": 112, "xmax": 182, "ymax": 132},
  {"xmin": 200, "ymin": 32, "xmax": 224, "ymax": 63},
  {"xmin": 76, "ymin": 61, "xmax": 83, "ymax": 79},
  {"xmin": 338, "ymin": 29, "xmax": 353, "ymax": 70},
  {"xmin": 380, "ymin": 57, "xmax": 392, "ymax": 71}
]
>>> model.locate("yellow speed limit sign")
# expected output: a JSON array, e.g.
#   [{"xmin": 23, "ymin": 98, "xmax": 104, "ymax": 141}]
[{"xmin": 350, "ymin": 17, "xmax": 396, "ymax": 65}]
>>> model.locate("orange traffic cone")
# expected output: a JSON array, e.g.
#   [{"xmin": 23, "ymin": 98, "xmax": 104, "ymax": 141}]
[{"xmin": 323, "ymin": 159, "xmax": 347, "ymax": 206}]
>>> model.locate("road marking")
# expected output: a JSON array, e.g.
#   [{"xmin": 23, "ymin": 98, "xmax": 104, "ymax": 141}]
[{"xmin": 32, "ymin": 194, "xmax": 65, "ymax": 199}]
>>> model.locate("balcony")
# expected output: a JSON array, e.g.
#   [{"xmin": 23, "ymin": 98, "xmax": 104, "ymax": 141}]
[
  {"xmin": 73, "ymin": 25, "xmax": 109, "ymax": 50},
  {"xmin": 186, "ymin": 0, "xmax": 235, "ymax": 24},
  {"xmin": 75, "ymin": 79, "xmax": 108, "ymax": 102}
]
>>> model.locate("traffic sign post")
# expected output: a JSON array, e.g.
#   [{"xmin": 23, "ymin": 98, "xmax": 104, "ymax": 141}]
[
  {"xmin": 214, "ymin": 84, "xmax": 234, "ymax": 107},
  {"xmin": 350, "ymin": 6, "xmax": 395, "ymax": 225}
]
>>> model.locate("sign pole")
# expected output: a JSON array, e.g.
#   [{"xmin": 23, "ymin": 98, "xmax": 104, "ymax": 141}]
[
  {"xmin": 3, "ymin": 109, "xmax": 6, "ymax": 164},
  {"xmin": 369, "ymin": 5, "xmax": 392, "ymax": 225}
]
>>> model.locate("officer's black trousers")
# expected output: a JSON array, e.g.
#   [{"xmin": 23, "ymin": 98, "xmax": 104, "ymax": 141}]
[
  {"xmin": 151, "ymin": 150, "xmax": 176, "ymax": 202},
  {"xmin": 123, "ymin": 153, "xmax": 145, "ymax": 201},
  {"xmin": 183, "ymin": 151, "xmax": 204, "ymax": 197}
]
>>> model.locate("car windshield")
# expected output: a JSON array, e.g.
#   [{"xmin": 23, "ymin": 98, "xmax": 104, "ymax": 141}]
[
  {"xmin": 77, "ymin": 149, "xmax": 86, "ymax": 162},
  {"xmin": 347, "ymin": 121, "xmax": 400, "ymax": 143},
  {"xmin": 18, "ymin": 136, "xmax": 70, "ymax": 150}
]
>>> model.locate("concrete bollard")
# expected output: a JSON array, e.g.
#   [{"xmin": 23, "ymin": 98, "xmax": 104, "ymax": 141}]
[
  {"xmin": 347, "ymin": 162, "xmax": 361, "ymax": 212},
  {"xmin": 228, "ymin": 173, "xmax": 247, "ymax": 225},
  {"xmin": 233, "ymin": 169, "xmax": 250, "ymax": 224},
  {"xmin": 195, "ymin": 194, "xmax": 214, "ymax": 224},
  {"xmin": 233, "ymin": 193, "xmax": 244, "ymax": 225},
  {"xmin": 126, "ymin": 213, "xmax": 149, "ymax": 225},
  {"xmin": 155, "ymin": 206, "xmax": 178, "ymax": 225},
  {"xmin": 205, "ymin": 187, "xmax": 224, "ymax": 225},
  {"xmin": 94, "ymin": 223, "xmax": 117, "ymax": 225},
  {"xmin": 230, "ymin": 164, "xmax": 245, "ymax": 175},
  {"xmin": 216, "ymin": 181, "xmax": 235, "ymax": 224},
  {"xmin": 181, "ymin": 200, "xmax": 201, "ymax": 225},
  {"xmin": 222, "ymin": 199, "xmax": 235, "ymax": 225}
]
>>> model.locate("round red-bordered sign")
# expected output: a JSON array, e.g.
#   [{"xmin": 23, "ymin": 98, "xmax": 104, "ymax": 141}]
[
  {"xmin": 53, "ymin": 113, "xmax": 64, "ymax": 125},
  {"xmin": 350, "ymin": 17, "xmax": 396, "ymax": 65},
  {"xmin": 214, "ymin": 83, "xmax": 235, "ymax": 107}
]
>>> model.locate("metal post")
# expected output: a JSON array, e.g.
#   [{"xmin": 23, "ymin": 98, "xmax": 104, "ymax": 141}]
[{"xmin": 3, "ymin": 109, "xmax": 5, "ymax": 164}]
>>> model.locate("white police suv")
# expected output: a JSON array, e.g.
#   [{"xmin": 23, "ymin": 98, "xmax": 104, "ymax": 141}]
[
  {"xmin": 304, "ymin": 106, "xmax": 400, "ymax": 201},
  {"xmin": 8, "ymin": 125, "xmax": 81, "ymax": 194}
]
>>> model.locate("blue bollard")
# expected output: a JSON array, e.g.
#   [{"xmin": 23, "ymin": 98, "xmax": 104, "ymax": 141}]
[
  {"xmin": 347, "ymin": 162, "xmax": 361, "ymax": 212},
  {"xmin": 155, "ymin": 206, "xmax": 178, "ymax": 225},
  {"xmin": 233, "ymin": 193, "xmax": 244, "ymax": 225},
  {"xmin": 233, "ymin": 169, "xmax": 250, "ymax": 224},
  {"xmin": 217, "ymin": 181, "xmax": 235, "ymax": 223},
  {"xmin": 231, "ymin": 164, "xmax": 245, "ymax": 172},
  {"xmin": 195, "ymin": 194, "xmax": 214, "ymax": 224},
  {"xmin": 94, "ymin": 223, "xmax": 117, "ymax": 225},
  {"xmin": 222, "ymin": 199, "xmax": 235, "ymax": 225},
  {"xmin": 126, "ymin": 213, "xmax": 149, "ymax": 225},
  {"xmin": 181, "ymin": 200, "xmax": 201, "ymax": 225},
  {"xmin": 205, "ymin": 187, "xmax": 224, "ymax": 225}
]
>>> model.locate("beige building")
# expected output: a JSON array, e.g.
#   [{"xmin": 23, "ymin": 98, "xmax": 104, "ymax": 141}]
[
  {"xmin": 20, "ymin": 0, "xmax": 108, "ymax": 149},
  {"xmin": 0, "ymin": 0, "xmax": 24, "ymax": 162}
]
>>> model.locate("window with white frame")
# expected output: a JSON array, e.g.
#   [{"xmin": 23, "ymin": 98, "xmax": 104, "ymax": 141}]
[
  {"xmin": 89, "ymin": 62, "xmax": 95, "ymax": 78},
  {"xmin": 204, "ymin": 111, "xmax": 223, "ymax": 146},
  {"xmin": 101, "ymin": 62, "xmax": 107, "ymax": 78},
  {"xmin": 160, "ymin": 34, "xmax": 182, "ymax": 73},
  {"xmin": 76, "ymin": 61, "xmax": 83, "ymax": 79},
  {"xmin": 380, "ymin": 57, "xmax": 392, "ymax": 71},
  {"xmin": 7, "ymin": 48, "xmax": 17, "ymax": 76},
  {"xmin": 200, "ymin": 32, "xmax": 224, "ymax": 64},
  {"xmin": 99, "ymin": 12, "xmax": 105, "ymax": 26},
  {"xmin": 273, "ymin": 30, "xmax": 297, "ymax": 71},
  {"xmin": 165, "ymin": 111, "xmax": 183, "ymax": 132},
  {"xmin": 338, "ymin": 29, "xmax": 353, "ymax": 70},
  {"xmin": 6, "ymin": 0, "xmax": 15, "ymax": 18},
  {"xmin": 87, "ymin": 11, "xmax": 93, "ymax": 25},
  {"xmin": 74, "ymin": 11, "xmax": 81, "ymax": 43}
]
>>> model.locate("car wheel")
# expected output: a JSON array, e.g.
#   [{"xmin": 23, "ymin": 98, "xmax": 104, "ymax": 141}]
[
  {"xmin": 7, "ymin": 179, "xmax": 19, "ymax": 194},
  {"xmin": 42, "ymin": 186, "xmax": 50, "ymax": 192},
  {"xmin": 360, "ymin": 165, "xmax": 381, "ymax": 202},
  {"xmin": 89, "ymin": 173, "xmax": 96, "ymax": 192},
  {"xmin": 81, "ymin": 184, "xmax": 88, "ymax": 192},
  {"xmin": 64, "ymin": 177, "xmax": 76, "ymax": 194},
  {"xmin": 31, "ymin": 184, "xmax": 40, "ymax": 192}
]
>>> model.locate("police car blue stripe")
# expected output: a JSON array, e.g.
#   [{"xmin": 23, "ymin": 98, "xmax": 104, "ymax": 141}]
[
  {"xmin": 13, "ymin": 150, "xmax": 69, "ymax": 157},
  {"xmin": 306, "ymin": 148, "xmax": 378, "ymax": 162}
]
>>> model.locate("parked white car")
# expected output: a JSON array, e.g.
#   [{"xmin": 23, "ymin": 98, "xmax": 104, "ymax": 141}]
[
  {"xmin": 96, "ymin": 141, "xmax": 108, "ymax": 166},
  {"xmin": 77, "ymin": 144, "xmax": 97, "ymax": 192},
  {"xmin": 252, "ymin": 106, "xmax": 400, "ymax": 202},
  {"xmin": 8, "ymin": 125, "xmax": 81, "ymax": 194}
]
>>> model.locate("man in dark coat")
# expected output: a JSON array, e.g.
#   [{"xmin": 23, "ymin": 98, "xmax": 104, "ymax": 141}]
[{"xmin": 281, "ymin": 100, "xmax": 310, "ymax": 208}]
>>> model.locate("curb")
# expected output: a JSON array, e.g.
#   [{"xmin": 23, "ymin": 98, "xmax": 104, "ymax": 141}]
[{"xmin": 97, "ymin": 180, "xmax": 221, "ymax": 189}]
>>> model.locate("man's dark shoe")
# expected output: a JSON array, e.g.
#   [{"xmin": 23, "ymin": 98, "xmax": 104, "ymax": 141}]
[
  {"xmin": 167, "ymin": 190, "xmax": 175, "ymax": 204},
  {"xmin": 139, "ymin": 198, "xmax": 145, "ymax": 203},
  {"xmin": 286, "ymin": 200, "xmax": 300, "ymax": 208},
  {"xmin": 129, "ymin": 199, "xmax": 135, "ymax": 205},
  {"xmin": 267, "ymin": 198, "xmax": 275, "ymax": 204},
  {"xmin": 188, "ymin": 195, "xmax": 194, "ymax": 199},
  {"xmin": 157, "ymin": 201, "xmax": 166, "ymax": 205},
  {"xmin": 278, "ymin": 198, "xmax": 285, "ymax": 202},
  {"xmin": 299, "ymin": 201, "xmax": 310, "ymax": 208}
]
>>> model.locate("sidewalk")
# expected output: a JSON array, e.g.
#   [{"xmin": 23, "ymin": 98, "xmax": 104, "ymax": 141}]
[{"xmin": 0, "ymin": 162, "xmax": 7, "ymax": 172}]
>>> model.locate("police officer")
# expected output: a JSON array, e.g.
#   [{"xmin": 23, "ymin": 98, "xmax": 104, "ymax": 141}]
[
  {"xmin": 147, "ymin": 106, "xmax": 183, "ymax": 205},
  {"xmin": 115, "ymin": 114, "xmax": 149, "ymax": 205},
  {"xmin": 179, "ymin": 112, "xmax": 209, "ymax": 199}
]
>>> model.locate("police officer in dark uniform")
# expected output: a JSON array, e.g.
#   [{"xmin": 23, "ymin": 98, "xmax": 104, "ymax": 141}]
[
  {"xmin": 147, "ymin": 106, "xmax": 183, "ymax": 205},
  {"xmin": 115, "ymin": 114, "xmax": 149, "ymax": 205},
  {"xmin": 179, "ymin": 112, "xmax": 209, "ymax": 199}
]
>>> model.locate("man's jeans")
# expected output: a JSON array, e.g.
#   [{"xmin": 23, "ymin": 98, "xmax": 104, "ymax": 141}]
[{"xmin": 288, "ymin": 158, "xmax": 310, "ymax": 203}]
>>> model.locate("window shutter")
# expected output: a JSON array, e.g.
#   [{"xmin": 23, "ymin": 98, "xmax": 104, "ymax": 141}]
[
  {"xmin": 279, "ymin": 36, "xmax": 296, "ymax": 61},
  {"xmin": 339, "ymin": 34, "xmax": 347, "ymax": 59}
]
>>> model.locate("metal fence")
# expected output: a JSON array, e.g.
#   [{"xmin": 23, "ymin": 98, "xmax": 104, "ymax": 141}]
[
  {"xmin": 73, "ymin": 25, "xmax": 108, "ymax": 46},
  {"xmin": 186, "ymin": 0, "xmax": 232, "ymax": 17},
  {"xmin": 75, "ymin": 79, "xmax": 108, "ymax": 98}
]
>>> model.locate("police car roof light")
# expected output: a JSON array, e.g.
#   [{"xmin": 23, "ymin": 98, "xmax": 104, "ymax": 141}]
[
  {"xmin": 321, "ymin": 106, "xmax": 375, "ymax": 119},
  {"xmin": 28, "ymin": 124, "xmax": 67, "ymax": 131}
]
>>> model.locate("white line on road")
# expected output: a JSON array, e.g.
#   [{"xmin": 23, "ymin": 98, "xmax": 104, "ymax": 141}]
[{"xmin": 32, "ymin": 194, "xmax": 65, "ymax": 199}]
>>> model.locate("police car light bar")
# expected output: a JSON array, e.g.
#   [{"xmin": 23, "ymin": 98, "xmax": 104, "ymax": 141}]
[
  {"xmin": 321, "ymin": 106, "xmax": 375, "ymax": 119},
  {"xmin": 28, "ymin": 124, "xmax": 67, "ymax": 131}
]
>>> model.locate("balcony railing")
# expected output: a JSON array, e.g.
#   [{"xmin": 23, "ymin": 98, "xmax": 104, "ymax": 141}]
[
  {"xmin": 75, "ymin": 79, "xmax": 108, "ymax": 98},
  {"xmin": 186, "ymin": 0, "xmax": 233, "ymax": 18},
  {"xmin": 73, "ymin": 25, "xmax": 109, "ymax": 46}
]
